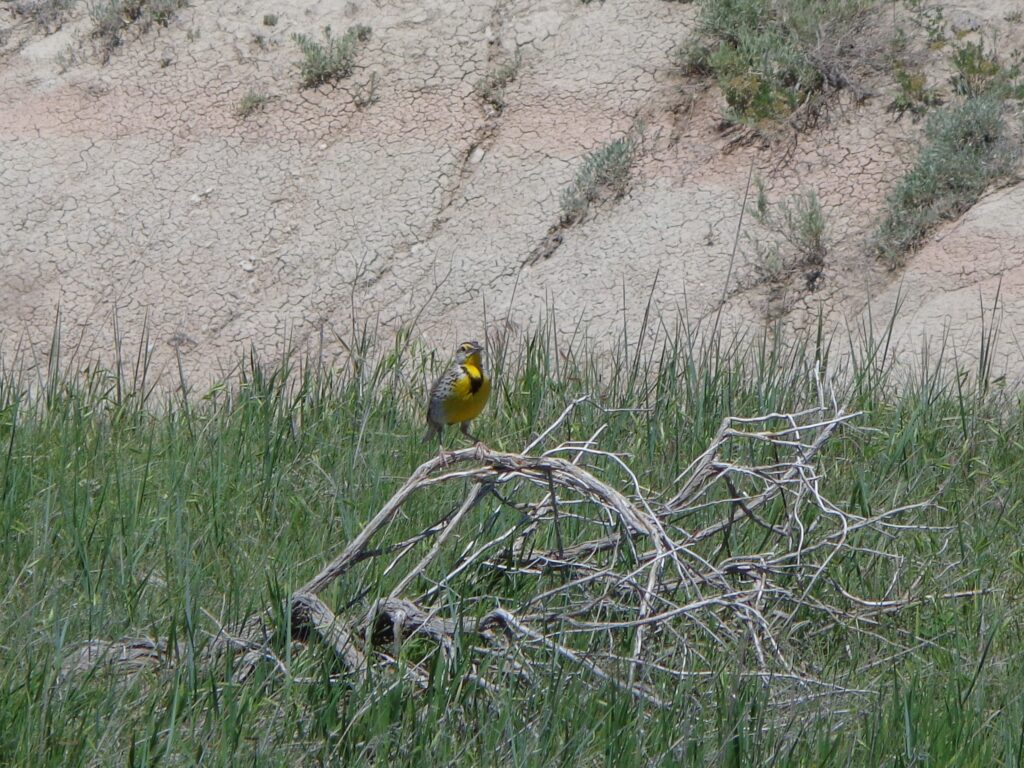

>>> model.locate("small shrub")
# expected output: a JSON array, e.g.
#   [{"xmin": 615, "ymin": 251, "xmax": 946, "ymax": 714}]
[
  {"xmin": 751, "ymin": 184, "xmax": 829, "ymax": 282},
  {"xmin": 887, "ymin": 64, "xmax": 944, "ymax": 120},
  {"xmin": 263, "ymin": 13, "xmax": 278, "ymax": 26},
  {"xmin": 560, "ymin": 131, "xmax": 640, "ymax": 224},
  {"xmin": 920, "ymin": 5, "xmax": 946, "ymax": 48},
  {"xmin": 671, "ymin": 38, "xmax": 714, "ymax": 76},
  {"xmin": 678, "ymin": 0, "xmax": 882, "ymax": 125},
  {"xmin": 89, "ymin": 0, "xmax": 187, "ymax": 54},
  {"xmin": 146, "ymin": 0, "xmax": 186, "ymax": 27},
  {"xmin": 292, "ymin": 24, "xmax": 371, "ymax": 89},
  {"xmin": 89, "ymin": 0, "xmax": 128, "ymax": 48},
  {"xmin": 236, "ymin": 91, "xmax": 271, "ymax": 118},
  {"xmin": 11, "ymin": 0, "xmax": 76, "ymax": 33},
  {"xmin": 474, "ymin": 50, "xmax": 521, "ymax": 111},
  {"xmin": 949, "ymin": 40, "xmax": 1016, "ymax": 97},
  {"xmin": 872, "ymin": 96, "xmax": 1019, "ymax": 267},
  {"xmin": 778, "ymin": 190, "xmax": 828, "ymax": 267}
]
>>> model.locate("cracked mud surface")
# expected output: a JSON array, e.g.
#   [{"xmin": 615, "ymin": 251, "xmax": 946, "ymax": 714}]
[{"xmin": 1, "ymin": 0, "xmax": 1022, "ymax": 386}]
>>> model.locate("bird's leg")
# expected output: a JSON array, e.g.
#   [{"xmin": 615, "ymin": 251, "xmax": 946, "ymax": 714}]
[
  {"xmin": 434, "ymin": 428, "xmax": 455, "ymax": 468},
  {"xmin": 460, "ymin": 421, "xmax": 481, "ymax": 444}
]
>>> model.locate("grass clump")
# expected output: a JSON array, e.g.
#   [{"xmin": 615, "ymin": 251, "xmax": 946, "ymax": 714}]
[
  {"xmin": 262, "ymin": 12, "xmax": 278, "ymax": 26},
  {"xmin": 291, "ymin": 24, "xmax": 371, "ymax": 89},
  {"xmin": 560, "ymin": 130, "xmax": 640, "ymax": 224},
  {"xmin": 144, "ymin": 0, "xmax": 185, "ymax": 27},
  {"xmin": 678, "ymin": 0, "xmax": 879, "ymax": 125},
  {"xmin": 872, "ymin": 95, "xmax": 1018, "ymax": 267},
  {"xmin": 474, "ymin": 49, "xmax": 521, "ymax": 111},
  {"xmin": 88, "ymin": 0, "xmax": 128, "ymax": 47},
  {"xmin": 236, "ymin": 90, "xmax": 271, "ymax": 118}
]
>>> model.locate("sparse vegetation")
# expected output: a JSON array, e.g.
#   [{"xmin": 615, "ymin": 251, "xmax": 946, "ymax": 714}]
[
  {"xmin": 949, "ymin": 39, "xmax": 1024, "ymax": 98},
  {"xmin": 10, "ymin": 0, "xmax": 76, "ymax": 33},
  {"xmin": 560, "ymin": 129, "xmax": 640, "ymax": 224},
  {"xmin": 874, "ymin": 35, "xmax": 1023, "ymax": 267},
  {"xmin": 873, "ymin": 95, "xmax": 1019, "ymax": 267},
  {"xmin": 474, "ymin": 49, "xmax": 521, "ymax": 112},
  {"xmin": 918, "ymin": 4, "xmax": 947, "ymax": 48},
  {"xmin": 88, "ymin": 0, "xmax": 188, "ymax": 55},
  {"xmin": 144, "ymin": 0, "xmax": 184, "ymax": 27},
  {"xmin": 354, "ymin": 71, "xmax": 380, "ymax": 109},
  {"xmin": 887, "ymin": 63, "xmax": 944, "ymax": 119},
  {"xmin": 292, "ymin": 24, "xmax": 371, "ymax": 89},
  {"xmin": 262, "ymin": 12, "xmax": 278, "ymax": 26},
  {"xmin": 751, "ymin": 184, "xmax": 829, "ymax": 285},
  {"xmin": 677, "ymin": 0, "xmax": 883, "ymax": 125},
  {"xmin": 236, "ymin": 90, "xmax": 271, "ymax": 118}
]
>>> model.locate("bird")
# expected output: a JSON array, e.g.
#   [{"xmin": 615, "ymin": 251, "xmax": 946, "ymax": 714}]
[{"xmin": 422, "ymin": 339, "xmax": 491, "ymax": 445}]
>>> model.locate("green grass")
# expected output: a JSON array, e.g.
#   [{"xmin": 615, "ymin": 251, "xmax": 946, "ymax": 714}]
[
  {"xmin": 292, "ymin": 24, "xmax": 371, "ymax": 89},
  {"xmin": 2, "ymin": 312, "xmax": 1024, "ymax": 765},
  {"xmin": 874, "ymin": 37, "xmax": 1023, "ymax": 267},
  {"xmin": 677, "ymin": 0, "xmax": 879, "ymax": 124}
]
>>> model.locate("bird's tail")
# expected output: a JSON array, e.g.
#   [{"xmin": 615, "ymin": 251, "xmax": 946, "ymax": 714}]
[{"xmin": 422, "ymin": 423, "xmax": 440, "ymax": 444}]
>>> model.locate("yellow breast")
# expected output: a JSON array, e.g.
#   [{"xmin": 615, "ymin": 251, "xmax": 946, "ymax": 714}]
[{"xmin": 440, "ymin": 363, "xmax": 491, "ymax": 424}]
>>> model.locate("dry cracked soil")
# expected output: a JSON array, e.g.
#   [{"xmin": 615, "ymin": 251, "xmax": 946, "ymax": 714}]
[{"xmin": 1, "ymin": 0, "xmax": 1023, "ymax": 387}]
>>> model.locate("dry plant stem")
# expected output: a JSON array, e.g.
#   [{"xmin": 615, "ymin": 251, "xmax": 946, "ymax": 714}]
[
  {"xmin": 480, "ymin": 608, "xmax": 667, "ymax": 708},
  {"xmin": 368, "ymin": 598, "xmax": 486, "ymax": 665},
  {"xmin": 59, "ymin": 390, "xmax": 986, "ymax": 728},
  {"xmin": 298, "ymin": 445, "xmax": 660, "ymax": 596},
  {"xmin": 419, "ymin": 424, "xmax": 606, "ymax": 603},
  {"xmin": 297, "ymin": 449, "xmax": 473, "ymax": 595},
  {"xmin": 291, "ymin": 592, "xmax": 367, "ymax": 673},
  {"xmin": 387, "ymin": 482, "xmax": 490, "ymax": 598}
]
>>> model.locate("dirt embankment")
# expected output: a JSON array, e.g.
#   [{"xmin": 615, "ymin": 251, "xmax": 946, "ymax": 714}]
[{"xmin": 1, "ymin": 0, "xmax": 1022, "ymax": 386}]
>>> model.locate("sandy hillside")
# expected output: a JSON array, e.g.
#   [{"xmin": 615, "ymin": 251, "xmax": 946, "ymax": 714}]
[{"xmin": 1, "ymin": 0, "xmax": 1022, "ymax": 386}]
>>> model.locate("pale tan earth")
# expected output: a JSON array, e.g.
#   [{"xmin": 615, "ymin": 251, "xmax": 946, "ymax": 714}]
[{"xmin": 1, "ymin": 0, "xmax": 1022, "ymax": 388}]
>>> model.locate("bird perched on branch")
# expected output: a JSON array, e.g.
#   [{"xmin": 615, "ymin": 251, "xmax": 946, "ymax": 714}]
[{"xmin": 423, "ymin": 340, "xmax": 491, "ymax": 445}]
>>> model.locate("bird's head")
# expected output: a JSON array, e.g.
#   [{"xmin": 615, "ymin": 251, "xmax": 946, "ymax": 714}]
[{"xmin": 455, "ymin": 340, "xmax": 484, "ymax": 366}]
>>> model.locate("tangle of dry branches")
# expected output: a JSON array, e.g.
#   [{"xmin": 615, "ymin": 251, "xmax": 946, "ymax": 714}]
[
  {"xmin": 259, "ymin": 382, "xmax": 968, "ymax": 713},
  {"xmin": 64, "ymin": 381, "xmax": 975, "ymax": 721}
]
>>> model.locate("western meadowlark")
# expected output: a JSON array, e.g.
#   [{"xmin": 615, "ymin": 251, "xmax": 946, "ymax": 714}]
[{"xmin": 423, "ymin": 340, "xmax": 491, "ymax": 444}]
